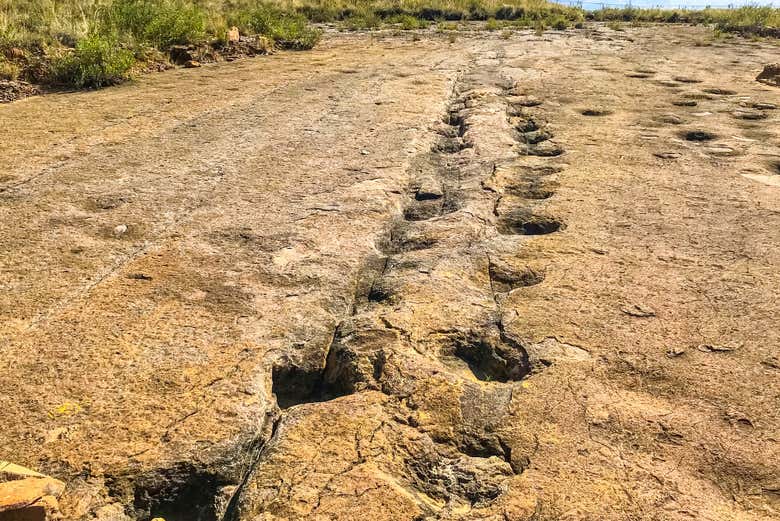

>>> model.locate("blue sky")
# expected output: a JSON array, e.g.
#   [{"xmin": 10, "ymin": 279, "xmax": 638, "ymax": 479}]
[{"xmin": 556, "ymin": 0, "xmax": 777, "ymax": 9}]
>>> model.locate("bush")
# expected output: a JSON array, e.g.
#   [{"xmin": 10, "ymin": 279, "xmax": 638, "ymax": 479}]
[
  {"xmin": 386, "ymin": 14, "xmax": 428, "ymax": 30},
  {"xmin": 237, "ymin": 5, "xmax": 321, "ymax": 49},
  {"xmin": 105, "ymin": 0, "xmax": 206, "ymax": 48},
  {"xmin": 52, "ymin": 34, "xmax": 134, "ymax": 87},
  {"xmin": 551, "ymin": 16, "xmax": 568, "ymax": 30},
  {"xmin": 340, "ymin": 9, "xmax": 381, "ymax": 31}
]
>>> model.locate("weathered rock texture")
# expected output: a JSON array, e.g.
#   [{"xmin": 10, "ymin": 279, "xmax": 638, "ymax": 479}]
[{"xmin": 1, "ymin": 25, "xmax": 779, "ymax": 521}]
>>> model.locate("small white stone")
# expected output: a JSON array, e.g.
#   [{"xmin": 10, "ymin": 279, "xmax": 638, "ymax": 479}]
[{"xmin": 113, "ymin": 224, "xmax": 128, "ymax": 237}]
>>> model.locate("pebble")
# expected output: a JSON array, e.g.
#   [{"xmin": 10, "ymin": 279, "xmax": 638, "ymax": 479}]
[
  {"xmin": 657, "ymin": 113, "xmax": 684, "ymax": 125},
  {"xmin": 113, "ymin": 224, "xmax": 128, "ymax": 237},
  {"xmin": 705, "ymin": 146, "xmax": 737, "ymax": 156}
]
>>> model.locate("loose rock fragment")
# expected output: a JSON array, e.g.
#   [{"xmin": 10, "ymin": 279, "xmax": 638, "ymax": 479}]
[
  {"xmin": 227, "ymin": 26, "xmax": 240, "ymax": 44},
  {"xmin": 654, "ymin": 152, "xmax": 681, "ymax": 159},
  {"xmin": 697, "ymin": 343, "xmax": 739, "ymax": 353},
  {"xmin": 0, "ymin": 463, "xmax": 65, "ymax": 521},
  {"xmin": 732, "ymin": 109, "xmax": 767, "ymax": 120},
  {"xmin": 621, "ymin": 304, "xmax": 656, "ymax": 317},
  {"xmin": 656, "ymin": 113, "xmax": 685, "ymax": 125},
  {"xmin": 756, "ymin": 63, "xmax": 780, "ymax": 87},
  {"xmin": 666, "ymin": 347, "xmax": 686, "ymax": 358}
]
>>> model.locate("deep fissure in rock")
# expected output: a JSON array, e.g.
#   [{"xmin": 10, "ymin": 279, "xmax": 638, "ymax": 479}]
[
  {"xmin": 107, "ymin": 464, "xmax": 230, "ymax": 521},
  {"xmin": 271, "ymin": 316, "xmax": 366, "ymax": 410},
  {"xmin": 271, "ymin": 363, "xmax": 333, "ymax": 409}
]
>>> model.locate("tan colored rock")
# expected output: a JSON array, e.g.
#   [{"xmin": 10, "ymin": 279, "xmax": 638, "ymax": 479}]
[
  {"xmin": 227, "ymin": 26, "xmax": 240, "ymax": 44},
  {"xmin": 1, "ymin": 25, "xmax": 779, "ymax": 521},
  {"xmin": 0, "ymin": 476, "xmax": 65, "ymax": 520},
  {"xmin": 93, "ymin": 503, "xmax": 133, "ymax": 521},
  {"xmin": 0, "ymin": 461, "xmax": 46, "ymax": 481}
]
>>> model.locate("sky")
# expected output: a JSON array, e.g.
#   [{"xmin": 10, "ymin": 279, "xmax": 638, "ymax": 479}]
[{"xmin": 556, "ymin": 0, "xmax": 777, "ymax": 9}]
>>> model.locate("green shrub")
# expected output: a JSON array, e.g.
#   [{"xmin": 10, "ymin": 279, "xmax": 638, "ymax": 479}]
[
  {"xmin": 237, "ymin": 5, "xmax": 321, "ymax": 49},
  {"xmin": 714, "ymin": 6, "xmax": 780, "ymax": 35},
  {"xmin": 340, "ymin": 9, "xmax": 381, "ymax": 31},
  {"xmin": 52, "ymin": 33, "xmax": 134, "ymax": 87},
  {"xmin": 295, "ymin": 5, "xmax": 341, "ymax": 23},
  {"xmin": 386, "ymin": 14, "xmax": 428, "ymax": 30},
  {"xmin": 551, "ymin": 15, "xmax": 568, "ymax": 30},
  {"xmin": 105, "ymin": 0, "xmax": 206, "ymax": 48}
]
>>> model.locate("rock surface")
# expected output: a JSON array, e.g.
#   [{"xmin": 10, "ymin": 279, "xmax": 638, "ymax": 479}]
[{"xmin": 1, "ymin": 26, "xmax": 779, "ymax": 521}]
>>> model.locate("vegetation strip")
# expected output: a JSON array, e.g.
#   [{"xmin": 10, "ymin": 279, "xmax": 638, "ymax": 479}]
[{"xmin": 0, "ymin": 0, "xmax": 778, "ymax": 91}]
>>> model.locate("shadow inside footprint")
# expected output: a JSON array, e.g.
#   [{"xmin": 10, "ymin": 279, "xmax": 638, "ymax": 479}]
[
  {"xmin": 673, "ymin": 76, "xmax": 702, "ymax": 83},
  {"xmin": 489, "ymin": 261, "xmax": 545, "ymax": 292},
  {"xmin": 680, "ymin": 130, "xmax": 717, "ymax": 142},
  {"xmin": 449, "ymin": 333, "xmax": 531, "ymax": 382},
  {"xmin": 497, "ymin": 208, "xmax": 564, "ymax": 236},
  {"xmin": 703, "ymin": 88, "xmax": 737, "ymax": 95},
  {"xmin": 581, "ymin": 108, "xmax": 613, "ymax": 116}
]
